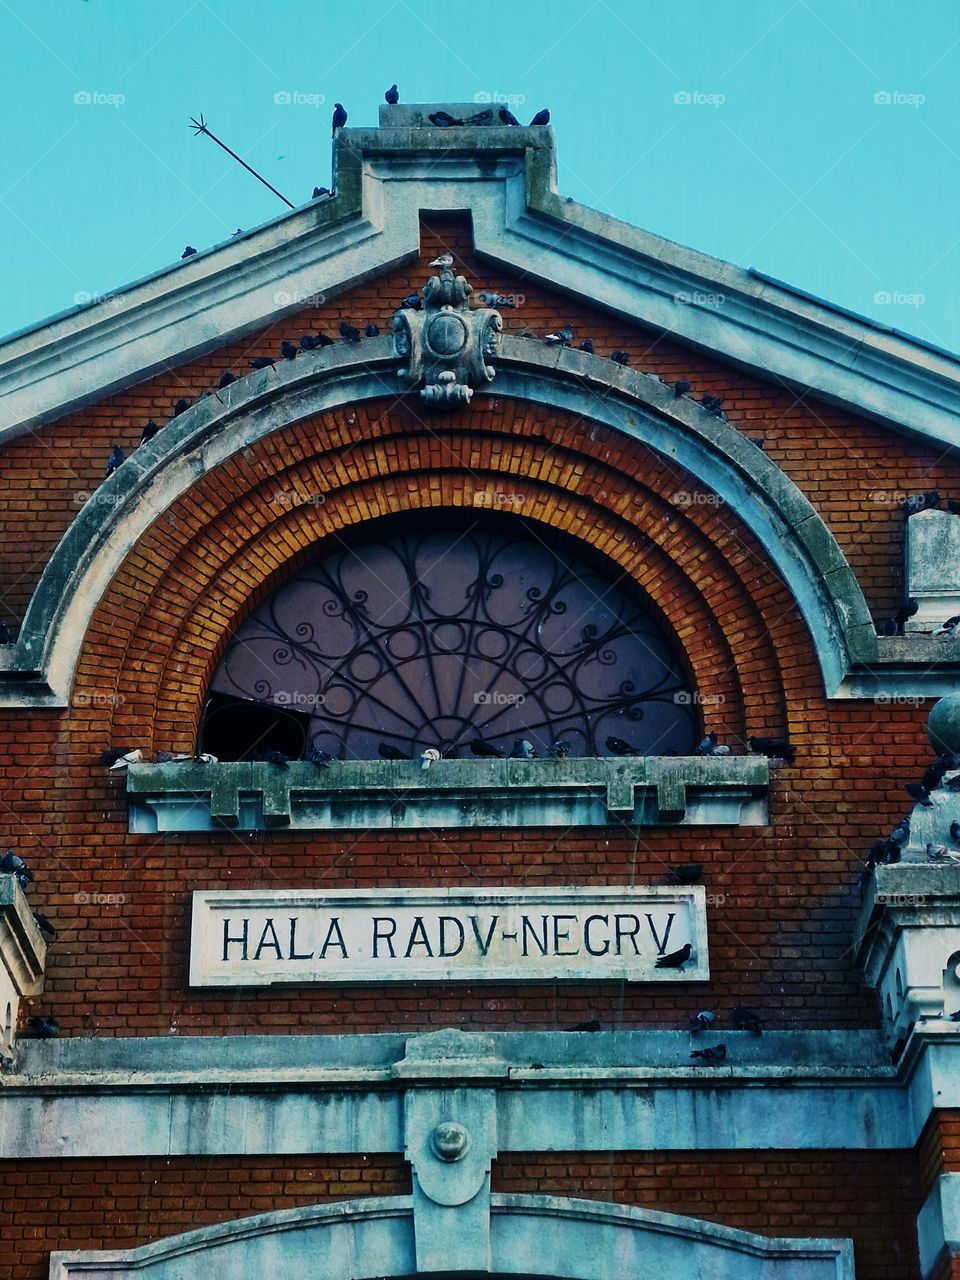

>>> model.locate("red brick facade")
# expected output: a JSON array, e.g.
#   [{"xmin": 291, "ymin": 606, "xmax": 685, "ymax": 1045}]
[{"xmin": 3, "ymin": 215, "xmax": 958, "ymax": 1279}]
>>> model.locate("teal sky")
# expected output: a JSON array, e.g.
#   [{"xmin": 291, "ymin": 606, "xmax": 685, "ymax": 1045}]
[{"xmin": 1, "ymin": 0, "xmax": 959, "ymax": 350}]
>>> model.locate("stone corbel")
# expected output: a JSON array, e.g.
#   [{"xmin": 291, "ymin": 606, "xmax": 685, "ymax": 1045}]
[
  {"xmin": 0, "ymin": 875, "xmax": 47, "ymax": 1062},
  {"xmin": 401, "ymin": 1030, "xmax": 500, "ymax": 1273}
]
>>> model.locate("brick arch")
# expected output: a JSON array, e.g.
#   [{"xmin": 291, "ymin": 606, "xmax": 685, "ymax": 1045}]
[{"xmin": 68, "ymin": 400, "xmax": 799, "ymax": 756}]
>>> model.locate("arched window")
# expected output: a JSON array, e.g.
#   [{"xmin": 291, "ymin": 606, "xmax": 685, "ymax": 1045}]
[{"xmin": 201, "ymin": 517, "xmax": 698, "ymax": 761}]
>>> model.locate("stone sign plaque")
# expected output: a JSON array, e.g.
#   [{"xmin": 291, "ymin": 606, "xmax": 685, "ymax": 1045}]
[{"xmin": 189, "ymin": 886, "xmax": 708, "ymax": 986}]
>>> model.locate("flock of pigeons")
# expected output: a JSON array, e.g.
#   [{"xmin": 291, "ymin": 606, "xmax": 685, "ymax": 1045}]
[
  {"xmin": 0, "ymin": 851, "xmax": 59, "ymax": 1040},
  {"xmin": 329, "ymin": 85, "xmax": 552, "ymax": 136},
  {"xmin": 860, "ymin": 748, "xmax": 960, "ymax": 894}
]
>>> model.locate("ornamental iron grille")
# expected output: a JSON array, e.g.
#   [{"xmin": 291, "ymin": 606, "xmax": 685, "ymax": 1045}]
[{"xmin": 202, "ymin": 519, "xmax": 699, "ymax": 760}]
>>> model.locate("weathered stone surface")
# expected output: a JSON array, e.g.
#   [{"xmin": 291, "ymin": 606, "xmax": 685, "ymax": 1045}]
[{"xmin": 907, "ymin": 509, "xmax": 960, "ymax": 631}]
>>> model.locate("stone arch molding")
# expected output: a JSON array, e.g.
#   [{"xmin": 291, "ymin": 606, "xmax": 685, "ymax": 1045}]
[
  {"xmin": 2, "ymin": 336, "xmax": 877, "ymax": 707},
  {"xmin": 48, "ymin": 1193, "xmax": 853, "ymax": 1280}
]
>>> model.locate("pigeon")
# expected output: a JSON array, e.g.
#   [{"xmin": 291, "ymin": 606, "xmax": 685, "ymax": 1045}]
[
  {"xmin": 690, "ymin": 1043, "xmax": 727, "ymax": 1065},
  {"xmin": 731, "ymin": 1005, "xmax": 763, "ymax": 1034},
  {"xmin": 904, "ymin": 491, "xmax": 939, "ymax": 515},
  {"xmin": 579, "ymin": 339, "xmax": 594, "ymax": 354},
  {"xmin": 498, "ymin": 106, "xmax": 520, "ymax": 126},
  {"xmin": 401, "ymin": 294, "xmax": 423, "ymax": 310},
  {"xmin": 249, "ymin": 356, "xmax": 275, "ymax": 370},
  {"xmin": 906, "ymin": 782, "xmax": 934, "ymax": 806},
  {"xmin": 610, "ymin": 350, "xmax": 630, "ymax": 366},
  {"xmin": 927, "ymin": 843, "xmax": 960, "ymax": 863},
  {"xmin": 674, "ymin": 379, "xmax": 692, "ymax": 397},
  {"xmin": 259, "ymin": 748, "xmax": 291, "ymax": 768},
  {"xmin": 670, "ymin": 864, "xmax": 703, "ymax": 884},
  {"xmin": 280, "ymin": 340, "xmax": 298, "ymax": 360},
  {"xmin": 689, "ymin": 1010, "xmax": 715, "ymax": 1032},
  {"xmin": 748, "ymin": 736, "xmax": 795, "ymax": 763},
  {"xmin": 0, "ymin": 852, "xmax": 32, "ymax": 890},
  {"xmin": 331, "ymin": 102, "xmax": 348, "ymax": 135},
  {"xmin": 384, "ymin": 84, "xmax": 399, "ymax": 104},
  {"xmin": 701, "ymin": 394, "xmax": 725, "ymax": 416},
  {"xmin": 173, "ymin": 398, "xmax": 190, "ymax": 415},
  {"xmin": 429, "ymin": 253, "xmax": 454, "ymax": 269},
  {"xmin": 420, "ymin": 748, "xmax": 441, "ymax": 770},
  {"xmin": 26, "ymin": 1016, "xmax": 59, "ymax": 1039},
  {"xmin": 105, "ymin": 445, "xmax": 124, "ymax": 477},
  {"xmin": 549, "ymin": 739, "xmax": 572, "ymax": 758},
  {"xmin": 529, "ymin": 108, "xmax": 550, "ymax": 126},
  {"xmin": 951, "ymin": 821, "xmax": 960, "ymax": 844},
  {"xmin": 339, "ymin": 321, "xmax": 361, "ymax": 342},
  {"xmin": 0, "ymin": 622, "xmax": 13, "ymax": 643},
  {"xmin": 365, "ymin": 323, "xmax": 380, "ymax": 337},
  {"xmin": 511, "ymin": 738, "xmax": 537, "ymax": 759},
  {"xmin": 465, "ymin": 109, "xmax": 494, "ymax": 125},
  {"xmin": 140, "ymin": 420, "xmax": 161, "ymax": 444},
  {"xmin": 98, "ymin": 747, "xmax": 135, "ymax": 766},
  {"xmin": 890, "ymin": 818, "xmax": 911, "ymax": 845},
  {"xmin": 311, "ymin": 186, "xmax": 331, "ymax": 199},
  {"xmin": 655, "ymin": 942, "xmax": 692, "ymax": 969},
  {"xmin": 936, "ymin": 615, "xmax": 960, "ymax": 635},
  {"xmin": 303, "ymin": 744, "xmax": 333, "ymax": 766},
  {"xmin": 378, "ymin": 743, "xmax": 409, "ymax": 760},
  {"xmin": 565, "ymin": 1019, "xmax": 601, "ymax": 1032},
  {"xmin": 181, "ymin": 246, "xmax": 197, "ymax": 258},
  {"xmin": 545, "ymin": 324, "xmax": 574, "ymax": 346},
  {"xmin": 605, "ymin": 736, "xmax": 638, "ymax": 756},
  {"xmin": 218, "ymin": 370, "xmax": 237, "ymax": 388},
  {"xmin": 105, "ymin": 748, "xmax": 144, "ymax": 771},
  {"xmin": 470, "ymin": 738, "xmax": 504, "ymax": 759},
  {"xmin": 697, "ymin": 733, "xmax": 718, "ymax": 755},
  {"xmin": 895, "ymin": 600, "xmax": 919, "ymax": 630},
  {"xmin": 429, "ymin": 111, "xmax": 463, "ymax": 127},
  {"xmin": 32, "ymin": 911, "xmax": 57, "ymax": 940}
]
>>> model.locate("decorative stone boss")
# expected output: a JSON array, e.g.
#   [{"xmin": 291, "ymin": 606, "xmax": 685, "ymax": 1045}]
[{"xmin": 393, "ymin": 263, "xmax": 502, "ymax": 406}]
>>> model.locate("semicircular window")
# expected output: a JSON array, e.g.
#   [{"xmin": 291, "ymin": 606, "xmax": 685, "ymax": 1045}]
[{"xmin": 202, "ymin": 518, "xmax": 699, "ymax": 761}]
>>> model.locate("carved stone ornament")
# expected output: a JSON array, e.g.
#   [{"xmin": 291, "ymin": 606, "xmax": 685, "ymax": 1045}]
[{"xmin": 393, "ymin": 266, "xmax": 502, "ymax": 406}]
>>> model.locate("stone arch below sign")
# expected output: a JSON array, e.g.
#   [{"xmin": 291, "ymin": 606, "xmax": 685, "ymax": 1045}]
[{"xmin": 48, "ymin": 1193, "xmax": 854, "ymax": 1280}]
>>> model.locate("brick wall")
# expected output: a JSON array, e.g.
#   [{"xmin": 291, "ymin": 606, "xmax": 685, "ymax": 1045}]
[
  {"xmin": 0, "ymin": 1156, "xmax": 409, "ymax": 1280},
  {"xmin": 0, "ymin": 222, "xmax": 948, "ymax": 1037},
  {"xmin": 493, "ymin": 1150, "xmax": 922, "ymax": 1280}
]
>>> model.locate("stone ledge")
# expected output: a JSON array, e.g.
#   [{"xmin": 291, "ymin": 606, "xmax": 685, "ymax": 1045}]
[{"xmin": 125, "ymin": 754, "xmax": 769, "ymax": 833}]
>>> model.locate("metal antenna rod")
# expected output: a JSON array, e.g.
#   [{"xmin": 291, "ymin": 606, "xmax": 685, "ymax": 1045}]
[{"xmin": 190, "ymin": 114, "xmax": 295, "ymax": 209}]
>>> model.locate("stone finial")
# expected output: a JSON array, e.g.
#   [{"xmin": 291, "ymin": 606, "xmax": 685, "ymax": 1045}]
[
  {"xmin": 929, "ymin": 694, "xmax": 960, "ymax": 755},
  {"xmin": 393, "ymin": 264, "xmax": 502, "ymax": 406}
]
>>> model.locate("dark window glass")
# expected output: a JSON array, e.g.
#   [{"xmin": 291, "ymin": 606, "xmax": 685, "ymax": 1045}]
[{"xmin": 202, "ymin": 517, "xmax": 698, "ymax": 760}]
